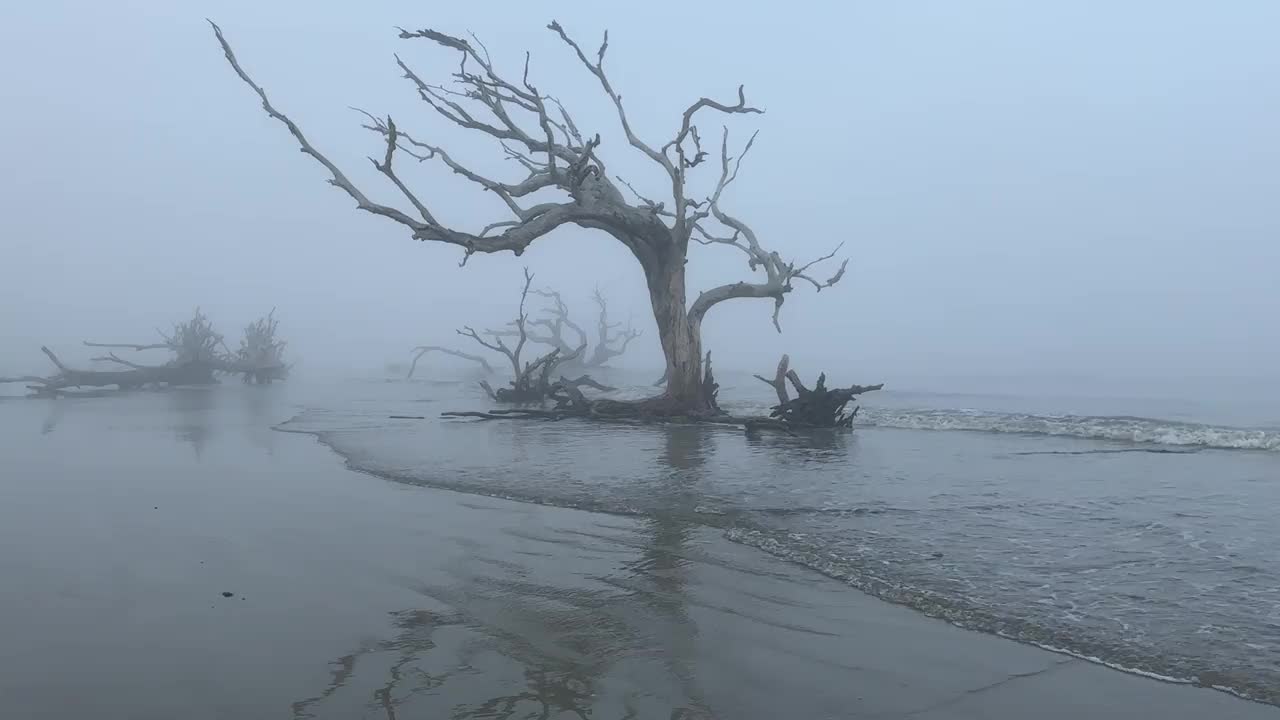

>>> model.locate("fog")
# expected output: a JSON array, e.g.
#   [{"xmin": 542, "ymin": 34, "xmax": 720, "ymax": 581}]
[{"xmin": 2, "ymin": 0, "xmax": 1277, "ymax": 393}]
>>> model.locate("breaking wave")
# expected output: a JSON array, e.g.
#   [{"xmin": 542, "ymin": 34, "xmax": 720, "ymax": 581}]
[{"xmin": 859, "ymin": 408, "xmax": 1280, "ymax": 451}]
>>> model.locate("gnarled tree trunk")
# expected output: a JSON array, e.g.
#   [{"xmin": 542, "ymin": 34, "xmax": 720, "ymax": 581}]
[{"xmin": 646, "ymin": 260, "xmax": 713, "ymax": 413}]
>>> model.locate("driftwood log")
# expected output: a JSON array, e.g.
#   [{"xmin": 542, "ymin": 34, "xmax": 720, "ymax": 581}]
[{"xmin": 4, "ymin": 347, "xmax": 219, "ymax": 397}]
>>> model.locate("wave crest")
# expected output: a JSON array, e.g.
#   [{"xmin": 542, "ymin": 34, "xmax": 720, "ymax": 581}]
[{"xmin": 860, "ymin": 408, "xmax": 1280, "ymax": 451}]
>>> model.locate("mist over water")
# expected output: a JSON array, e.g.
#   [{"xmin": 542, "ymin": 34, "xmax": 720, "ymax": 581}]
[{"xmin": 2, "ymin": 0, "xmax": 1279, "ymax": 715}]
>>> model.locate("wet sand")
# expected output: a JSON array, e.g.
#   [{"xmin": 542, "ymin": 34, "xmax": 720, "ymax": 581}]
[{"xmin": 0, "ymin": 390, "xmax": 1275, "ymax": 719}]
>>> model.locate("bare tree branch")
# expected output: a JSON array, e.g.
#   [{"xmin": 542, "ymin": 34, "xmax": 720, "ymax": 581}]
[
  {"xmin": 83, "ymin": 341, "xmax": 169, "ymax": 352},
  {"xmin": 407, "ymin": 346, "xmax": 494, "ymax": 378},
  {"xmin": 527, "ymin": 288, "xmax": 589, "ymax": 357},
  {"xmin": 456, "ymin": 267, "xmax": 535, "ymax": 377},
  {"xmin": 688, "ymin": 128, "xmax": 848, "ymax": 331},
  {"xmin": 753, "ymin": 353, "xmax": 791, "ymax": 405},
  {"xmin": 92, "ymin": 352, "xmax": 159, "ymax": 371},
  {"xmin": 547, "ymin": 21, "xmax": 671, "ymax": 174},
  {"xmin": 212, "ymin": 21, "xmax": 593, "ymax": 264},
  {"xmin": 586, "ymin": 287, "xmax": 641, "ymax": 367},
  {"xmin": 211, "ymin": 22, "xmax": 429, "ymax": 233}
]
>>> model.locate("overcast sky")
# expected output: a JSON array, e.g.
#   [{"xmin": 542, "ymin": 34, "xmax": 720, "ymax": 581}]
[{"xmin": 1, "ymin": 0, "xmax": 1276, "ymax": 390}]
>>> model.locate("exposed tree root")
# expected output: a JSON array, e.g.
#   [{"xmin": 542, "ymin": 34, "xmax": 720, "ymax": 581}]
[
  {"xmin": 753, "ymin": 354, "xmax": 883, "ymax": 428},
  {"xmin": 442, "ymin": 353, "xmax": 880, "ymax": 433}
]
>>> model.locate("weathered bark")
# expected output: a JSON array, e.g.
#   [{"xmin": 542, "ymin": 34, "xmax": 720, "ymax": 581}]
[
  {"xmin": 213, "ymin": 21, "xmax": 848, "ymax": 415},
  {"xmin": 644, "ymin": 259, "xmax": 719, "ymax": 414}
]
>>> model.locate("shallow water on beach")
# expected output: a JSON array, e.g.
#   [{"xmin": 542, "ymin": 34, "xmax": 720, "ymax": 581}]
[
  {"xmin": 2, "ymin": 372, "xmax": 1279, "ymax": 712},
  {"xmin": 278, "ymin": 372, "xmax": 1280, "ymax": 704}
]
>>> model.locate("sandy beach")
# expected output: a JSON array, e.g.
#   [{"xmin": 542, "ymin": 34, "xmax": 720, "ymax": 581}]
[{"xmin": 0, "ymin": 388, "xmax": 1276, "ymax": 719}]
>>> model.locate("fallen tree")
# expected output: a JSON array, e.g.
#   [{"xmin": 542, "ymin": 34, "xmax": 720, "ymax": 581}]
[
  {"xmin": 232, "ymin": 309, "xmax": 289, "ymax": 383},
  {"xmin": 753, "ymin": 354, "xmax": 883, "ymax": 428},
  {"xmin": 87, "ymin": 308, "xmax": 289, "ymax": 384},
  {"xmin": 6, "ymin": 347, "xmax": 221, "ymax": 397},
  {"xmin": 2, "ymin": 309, "xmax": 289, "ymax": 396},
  {"xmin": 213, "ymin": 19, "xmax": 849, "ymax": 417},
  {"xmin": 85, "ymin": 308, "xmax": 226, "ymax": 384}
]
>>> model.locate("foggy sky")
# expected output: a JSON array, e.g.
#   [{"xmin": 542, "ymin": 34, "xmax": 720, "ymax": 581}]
[{"xmin": 2, "ymin": 1, "xmax": 1277, "ymax": 390}]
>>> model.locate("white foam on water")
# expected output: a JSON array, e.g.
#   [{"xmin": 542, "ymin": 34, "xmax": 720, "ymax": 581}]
[{"xmin": 861, "ymin": 408, "xmax": 1280, "ymax": 451}]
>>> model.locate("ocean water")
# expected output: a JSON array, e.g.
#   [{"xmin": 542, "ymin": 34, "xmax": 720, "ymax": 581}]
[{"xmin": 272, "ymin": 369, "xmax": 1280, "ymax": 705}]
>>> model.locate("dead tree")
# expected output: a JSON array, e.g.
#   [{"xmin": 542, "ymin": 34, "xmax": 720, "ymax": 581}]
[
  {"xmin": 492, "ymin": 285, "xmax": 640, "ymax": 370},
  {"xmin": 212, "ymin": 20, "xmax": 848, "ymax": 416},
  {"xmin": 753, "ymin": 355, "xmax": 883, "ymax": 428},
  {"xmin": 584, "ymin": 287, "xmax": 641, "ymax": 367},
  {"xmin": 2, "ymin": 309, "xmax": 292, "ymax": 396},
  {"xmin": 85, "ymin": 309, "xmax": 227, "ymax": 384},
  {"xmin": 525, "ymin": 288, "xmax": 589, "ymax": 360},
  {"xmin": 453, "ymin": 268, "xmax": 609, "ymax": 403},
  {"xmin": 233, "ymin": 309, "xmax": 289, "ymax": 383}
]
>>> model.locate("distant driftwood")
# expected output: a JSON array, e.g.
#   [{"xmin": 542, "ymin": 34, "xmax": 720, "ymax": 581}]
[{"xmin": 2, "ymin": 309, "xmax": 289, "ymax": 396}]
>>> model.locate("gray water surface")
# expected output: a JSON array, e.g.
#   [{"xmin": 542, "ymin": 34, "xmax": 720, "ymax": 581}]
[
  {"xmin": 3, "ymin": 373, "xmax": 1279, "ymax": 711},
  {"xmin": 278, "ymin": 372, "xmax": 1280, "ymax": 704}
]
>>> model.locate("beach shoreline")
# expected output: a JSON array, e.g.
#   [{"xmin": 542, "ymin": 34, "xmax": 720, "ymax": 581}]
[{"xmin": 0, "ymin": 390, "xmax": 1276, "ymax": 719}]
